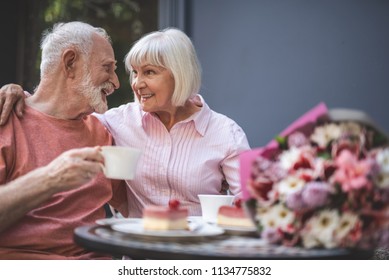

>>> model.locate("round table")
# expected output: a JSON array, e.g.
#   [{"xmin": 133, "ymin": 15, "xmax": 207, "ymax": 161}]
[{"xmin": 74, "ymin": 225, "xmax": 373, "ymax": 260}]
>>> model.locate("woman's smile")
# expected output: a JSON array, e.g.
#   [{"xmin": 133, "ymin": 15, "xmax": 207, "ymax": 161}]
[{"xmin": 139, "ymin": 93, "xmax": 154, "ymax": 103}]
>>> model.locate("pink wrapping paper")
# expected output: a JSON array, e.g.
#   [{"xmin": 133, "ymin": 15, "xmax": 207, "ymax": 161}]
[{"xmin": 240, "ymin": 102, "xmax": 328, "ymax": 200}]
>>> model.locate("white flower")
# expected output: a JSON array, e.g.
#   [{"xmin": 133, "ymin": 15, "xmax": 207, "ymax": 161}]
[
  {"xmin": 276, "ymin": 175, "xmax": 305, "ymax": 201},
  {"xmin": 259, "ymin": 204, "xmax": 295, "ymax": 231},
  {"xmin": 301, "ymin": 210, "xmax": 339, "ymax": 249},
  {"xmin": 335, "ymin": 212, "xmax": 359, "ymax": 241},
  {"xmin": 301, "ymin": 233, "xmax": 321, "ymax": 248},
  {"xmin": 376, "ymin": 148, "xmax": 389, "ymax": 174},
  {"xmin": 310, "ymin": 123, "xmax": 342, "ymax": 148},
  {"xmin": 340, "ymin": 122, "xmax": 363, "ymax": 136},
  {"xmin": 375, "ymin": 174, "xmax": 389, "ymax": 189},
  {"xmin": 312, "ymin": 157, "xmax": 326, "ymax": 178},
  {"xmin": 375, "ymin": 148, "xmax": 389, "ymax": 188},
  {"xmin": 279, "ymin": 146, "xmax": 301, "ymax": 171}
]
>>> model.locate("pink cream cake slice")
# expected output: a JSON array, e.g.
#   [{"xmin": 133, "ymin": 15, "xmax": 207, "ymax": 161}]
[
  {"xmin": 143, "ymin": 200, "xmax": 188, "ymax": 231},
  {"xmin": 217, "ymin": 199, "xmax": 255, "ymax": 228}
]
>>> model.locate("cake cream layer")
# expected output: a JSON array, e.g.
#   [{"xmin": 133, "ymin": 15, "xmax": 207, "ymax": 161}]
[
  {"xmin": 143, "ymin": 217, "xmax": 188, "ymax": 231},
  {"xmin": 217, "ymin": 215, "xmax": 254, "ymax": 228},
  {"xmin": 217, "ymin": 206, "xmax": 255, "ymax": 227}
]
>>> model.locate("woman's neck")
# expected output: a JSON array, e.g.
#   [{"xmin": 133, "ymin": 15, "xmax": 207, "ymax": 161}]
[{"xmin": 154, "ymin": 99, "xmax": 201, "ymax": 131}]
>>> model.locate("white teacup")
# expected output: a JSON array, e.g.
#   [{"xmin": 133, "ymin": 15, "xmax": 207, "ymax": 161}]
[
  {"xmin": 100, "ymin": 146, "xmax": 141, "ymax": 180},
  {"xmin": 198, "ymin": 194, "xmax": 235, "ymax": 223}
]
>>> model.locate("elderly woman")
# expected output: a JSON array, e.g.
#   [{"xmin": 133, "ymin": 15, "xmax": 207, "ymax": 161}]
[{"xmin": 0, "ymin": 28, "xmax": 250, "ymax": 217}]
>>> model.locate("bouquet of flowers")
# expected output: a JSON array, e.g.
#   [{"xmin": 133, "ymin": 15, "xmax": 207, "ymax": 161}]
[{"xmin": 241, "ymin": 103, "xmax": 389, "ymax": 249}]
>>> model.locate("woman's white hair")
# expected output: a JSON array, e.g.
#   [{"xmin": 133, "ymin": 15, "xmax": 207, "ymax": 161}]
[
  {"xmin": 40, "ymin": 21, "xmax": 111, "ymax": 78},
  {"xmin": 124, "ymin": 28, "xmax": 201, "ymax": 106}
]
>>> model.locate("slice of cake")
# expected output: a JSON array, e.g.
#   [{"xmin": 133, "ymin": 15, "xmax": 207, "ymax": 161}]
[
  {"xmin": 143, "ymin": 199, "xmax": 188, "ymax": 231},
  {"xmin": 217, "ymin": 198, "xmax": 255, "ymax": 228}
]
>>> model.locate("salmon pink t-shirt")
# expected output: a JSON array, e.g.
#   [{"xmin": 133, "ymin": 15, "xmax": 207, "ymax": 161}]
[{"xmin": 0, "ymin": 106, "xmax": 116, "ymax": 259}]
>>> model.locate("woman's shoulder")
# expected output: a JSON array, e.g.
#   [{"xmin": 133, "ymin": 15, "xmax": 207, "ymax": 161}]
[
  {"xmin": 92, "ymin": 102, "xmax": 140, "ymax": 128},
  {"xmin": 102, "ymin": 102, "xmax": 140, "ymax": 120},
  {"xmin": 205, "ymin": 106, "xmax": 249, "ymax": 148},
  {"xmin": 108, "ymin": 102, "xmax": 138, "ymax": 113},
  {"xmin": 208, "ymin": 108, "xmax": 243, "ymax": 130}
]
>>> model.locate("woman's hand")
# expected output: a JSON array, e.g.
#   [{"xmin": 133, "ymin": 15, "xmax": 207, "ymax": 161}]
[{"xmin": 0, "ymin": 83, "xmax": 28, "ymax": 125}]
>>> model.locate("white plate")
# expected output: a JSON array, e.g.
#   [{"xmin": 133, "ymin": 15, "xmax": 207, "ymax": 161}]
[
  {"xmin": 95, "ymin": 218, "xmax": 142, "ymax": 226},
  {"xmin": 220, "ymin": 225, "xmax": 257, "ymax": 232},
  {"xmin": 188, "ymin": 216, "xmax": 257, "ymax": 234},
  {"xmin": 220, "ymin": 225, "xmax": 258, "ymax": 236},
  {"xmin": 111, "ymin": 218, "xmax": 224, "ymax": 241},
  {"xmin": 187, "ymin": 216, "xmax": 204, "ymax": 223}
]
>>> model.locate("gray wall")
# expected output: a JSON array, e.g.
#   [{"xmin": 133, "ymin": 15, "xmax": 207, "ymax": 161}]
[{"xmin": 168, "ymin": 0, "xmax": 389, "ymax": 148}]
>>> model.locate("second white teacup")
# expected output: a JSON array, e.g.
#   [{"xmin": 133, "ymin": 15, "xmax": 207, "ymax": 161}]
[
  {"xmin": 101, "ymin": 146, "xmax": 141, "ymax": 180},
  {"xmin": 198, "ymin": 194, "xmax": 235, "ymax": 223}
]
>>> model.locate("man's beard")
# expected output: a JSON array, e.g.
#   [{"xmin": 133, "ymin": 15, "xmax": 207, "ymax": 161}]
[{"xmin": 79, "ymin": 71, "xmax": 112, "ymax": 114}]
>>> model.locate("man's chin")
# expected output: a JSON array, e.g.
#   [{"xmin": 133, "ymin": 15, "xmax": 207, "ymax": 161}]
[{"xmin": 93, "ymin": 103, "xmax": 108, "ymax": 114}]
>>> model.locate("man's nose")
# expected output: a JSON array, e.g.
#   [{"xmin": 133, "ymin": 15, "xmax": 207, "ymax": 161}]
[{"xmin": 111, "ymin": 71, "xmax": 120, "ymax": 89}]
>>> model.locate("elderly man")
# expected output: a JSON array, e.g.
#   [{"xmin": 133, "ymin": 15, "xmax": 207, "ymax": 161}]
[{"xmin": 0, "ymin": 21, "xmax": 127, "ymax": 259}]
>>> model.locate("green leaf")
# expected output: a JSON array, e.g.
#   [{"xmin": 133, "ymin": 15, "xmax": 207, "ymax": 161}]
[
  {"xmin": 317, "ymin": 152, "xmax": 331, "ymax": 160},
  {"xmin": 275, "ymin": 135, "xmax": 288, "ymax": 150}
]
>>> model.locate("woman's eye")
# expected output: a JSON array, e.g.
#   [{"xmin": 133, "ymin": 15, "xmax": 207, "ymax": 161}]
[{"xmin": 145, "ymin": 70, "xmax": 155, "ymax": 75}]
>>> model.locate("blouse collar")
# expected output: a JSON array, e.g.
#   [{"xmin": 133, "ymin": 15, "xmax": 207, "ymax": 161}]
[{"xmin": 140, "ymin": 94, "xmax": 211, "ymax": 136}]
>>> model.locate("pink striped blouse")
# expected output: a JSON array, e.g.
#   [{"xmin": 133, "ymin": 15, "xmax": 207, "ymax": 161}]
[{"xmin": 96, "ymin": 96, "xmax": 250, "ymax": 217}]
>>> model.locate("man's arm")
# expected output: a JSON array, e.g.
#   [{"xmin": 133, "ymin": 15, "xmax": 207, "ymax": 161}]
[{"xmin": 0, "ymin": 147, "xmax": 105, "ymax": 233}]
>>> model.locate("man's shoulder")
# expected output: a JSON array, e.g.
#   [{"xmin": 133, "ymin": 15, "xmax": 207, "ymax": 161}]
[
  {"xmin": 85, "ymin": 114, "xmax": 110, "ymax": 130},
  {"xmin": 83, "ymin": 115, "xmax": 113, "ymax": 145}
]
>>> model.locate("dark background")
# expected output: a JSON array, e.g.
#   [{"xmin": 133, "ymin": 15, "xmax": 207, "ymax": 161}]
[{"xmin": 0, "ymin": 0, "xmax": 158, "ymax": 108}]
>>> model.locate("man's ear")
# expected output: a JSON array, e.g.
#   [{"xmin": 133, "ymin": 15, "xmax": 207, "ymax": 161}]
[{"xmin": 62, "ymin": 49, "xmax": 78, "ymax": 78}]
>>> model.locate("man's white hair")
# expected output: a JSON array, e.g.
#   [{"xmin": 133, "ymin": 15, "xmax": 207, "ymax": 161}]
[{"xmin": 40, "ymin": 21, "xmax": 111, "ymax": 77}]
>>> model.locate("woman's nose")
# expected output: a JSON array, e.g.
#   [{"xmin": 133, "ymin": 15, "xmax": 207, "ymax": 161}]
[{"xmin": 132, "ymin": 76, "xmax": 146, "ymax": 90}]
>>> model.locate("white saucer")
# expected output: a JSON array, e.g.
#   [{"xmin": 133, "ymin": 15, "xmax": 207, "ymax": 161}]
[
  {"xmin": 95, "ymin": 218, "xmax": 142, "ymax": 226},
  {"xmin": 111, "ymin": 218, "xmax": 224, "ymax": 241}
]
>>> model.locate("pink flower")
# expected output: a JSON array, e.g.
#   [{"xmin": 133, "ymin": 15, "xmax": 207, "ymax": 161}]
[
  {"xmin": 247, "ymin": 109, "xmax": 389, "ymax": 249},
  {"xmin": 261, "ymin": 227, "xmax": 282, "ymax": 244},
  {"xmin": 248, "ymin": 177, "xmax": 274, "ymax": 202},
  {"xmin": 286, "ymin": 181, "xmax": 331, "ymax": 210},
  {"xmin": 333, "ymin": 150, "xmax": 373, "ymax": 192},
  {"xmin": 302, "ymin": 182, "xmax": 331, "ymax": 208},
  {"xmin": 286, "ymin": 191, "xmax": 305, "ymax": 211},
  {"xmin": 248, "ymin": 156, "xmax": 286, "ymax": 202},
  {"xmin": 287, "ymin": 131, "xmax": 309, "ymax": 148},
  {"xmin": 331, "ymin": 134, "xmax": 362, "ymax": 158}
]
